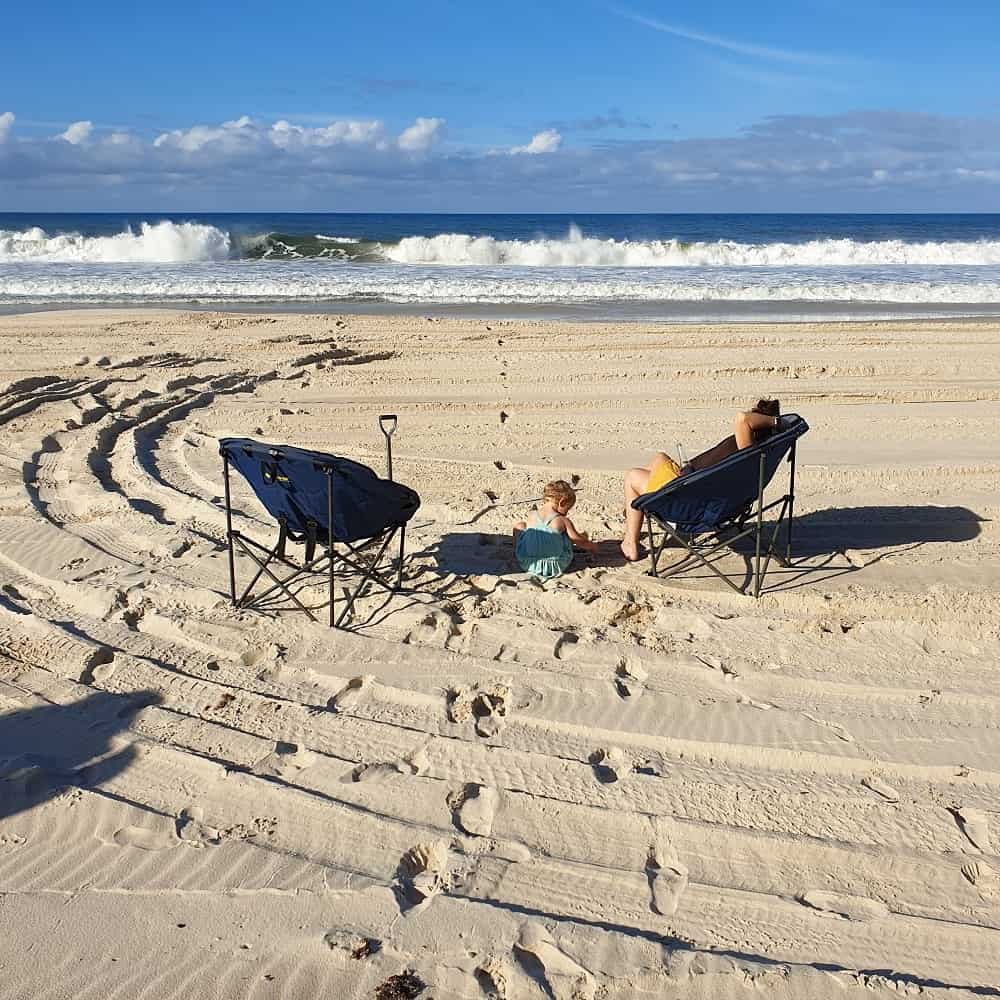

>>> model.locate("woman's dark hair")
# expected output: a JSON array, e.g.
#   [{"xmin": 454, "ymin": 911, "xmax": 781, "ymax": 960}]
[{"xmin": 752, "ymin": 398, "xmax": 780, "ymax": 418}]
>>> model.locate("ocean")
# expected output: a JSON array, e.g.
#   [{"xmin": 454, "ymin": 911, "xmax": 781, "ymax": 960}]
[{"xmin": 3, "ymin": 212, "xmax": 1000, "ymax": 321}]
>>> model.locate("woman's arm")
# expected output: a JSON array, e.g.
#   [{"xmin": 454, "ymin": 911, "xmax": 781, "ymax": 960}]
[{"xmin": 734, "ymin": 410, "xmax": 778, "ymax": 449}]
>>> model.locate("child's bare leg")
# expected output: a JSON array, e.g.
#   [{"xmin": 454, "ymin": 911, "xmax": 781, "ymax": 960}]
[{"xmin": 512, "ymin": 520, "xmax": 527, "ymax": 544}]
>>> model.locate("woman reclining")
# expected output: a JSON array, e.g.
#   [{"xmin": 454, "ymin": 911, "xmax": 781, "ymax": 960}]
[{"xmin": 621, "ymin": 400, "xmax": 781, "ymax": 562}]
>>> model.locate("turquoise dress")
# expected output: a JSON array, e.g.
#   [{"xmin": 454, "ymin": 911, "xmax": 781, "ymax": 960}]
[{"xmin": 515, "ymin": 511, "xmax": 574, "ymax": 580}]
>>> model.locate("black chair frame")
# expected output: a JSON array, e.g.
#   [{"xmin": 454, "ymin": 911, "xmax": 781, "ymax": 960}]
[
  {"xmin": 221, "ymin": 416, "xmax": 406, "ymax": 628},
  {"xmin": 644, "ymin": 439, "xmax": 799, "ymax": 598}
]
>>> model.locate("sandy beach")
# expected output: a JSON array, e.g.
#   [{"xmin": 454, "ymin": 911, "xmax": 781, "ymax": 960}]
[{"xmin": 0, "ymin": 308, "xmax": 998, "ymax": 998}]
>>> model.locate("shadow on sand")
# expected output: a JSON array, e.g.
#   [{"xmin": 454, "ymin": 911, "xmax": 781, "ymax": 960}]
[
  {"xmin": 783, "ymin": 504, "xmax": 984, "ymax": 557},
  {"xmin": 424, "ymin": 531, "xmax": 632, "ymax": 580},
  {"xmin": 676, "ymin": 504, "xmax": 986, "ymax": 595},
  {"xmin": 425, "ymin": 505, "xmax": 986, "ymax": 594},
  {"xmin": 0, "ymin": 688, "xmax": 160, "ymax": 822}
]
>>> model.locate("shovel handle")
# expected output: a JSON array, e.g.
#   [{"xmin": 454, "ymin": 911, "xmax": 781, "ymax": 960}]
[{"xmin": 379, "ymin": 414, "xmax": 398, "ymax": 438}]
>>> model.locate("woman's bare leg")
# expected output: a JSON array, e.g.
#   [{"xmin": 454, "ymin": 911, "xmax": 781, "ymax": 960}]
[{"xmin": 621, "ymin": 452, "xmax": 671, "ymax": 561}]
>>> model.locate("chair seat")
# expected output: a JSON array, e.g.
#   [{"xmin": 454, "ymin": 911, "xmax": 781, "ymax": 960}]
[{"xmin": 220, "ymin": 438, "xmax": 420, "ymax": 543}]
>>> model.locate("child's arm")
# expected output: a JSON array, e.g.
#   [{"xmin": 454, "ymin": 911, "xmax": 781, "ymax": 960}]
[{"xmin": 561, "ymin": 516, "xmax": 598, "ymax": 553}]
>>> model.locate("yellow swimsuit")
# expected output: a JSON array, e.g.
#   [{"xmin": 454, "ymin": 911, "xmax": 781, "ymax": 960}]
[{"xmin": 644, "ymin": 455, "xmax": 682, "ymax": 494}]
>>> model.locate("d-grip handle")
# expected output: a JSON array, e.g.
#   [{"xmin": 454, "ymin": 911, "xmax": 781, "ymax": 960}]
[{"xmin": 379, "ymin": 414, "xmax": 398, "ymax": 480}]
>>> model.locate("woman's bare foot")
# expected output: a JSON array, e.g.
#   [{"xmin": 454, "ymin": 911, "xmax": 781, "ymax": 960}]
[{"xmin": 620, "ymin": 540, "xmax": 642, "ymax": 562}]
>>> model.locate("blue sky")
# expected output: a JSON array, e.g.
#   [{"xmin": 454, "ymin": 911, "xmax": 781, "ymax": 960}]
[{"xmin": 3, "ymin": 0, "xmax": 1000, "ymax": 211}]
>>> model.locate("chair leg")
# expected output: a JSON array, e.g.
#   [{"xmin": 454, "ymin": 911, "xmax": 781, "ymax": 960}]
[
  {"xmin": 235, "ymin": 542, "xmax": 320, "ymax": 623},
  {"xmin": 646, "ymin": 515, "xmax": 659, "ymax": 577},
  {"xmin": 396, "ymin": 525, "xmax": 406, "ymax": 591},
  {"xmin": 334, "ymin": 529, "xmax": 398, "ymax": 628},
  {"xmin": 222, "ymin": 457, "xmax": 237, "ymax": 606},
  {"xmin": 753, "ymin": 453, "xmax": 766, "ymax": 598},
  {"xmin": 787, "ymin": 441, "xmax": 797, "ymax": 564}
]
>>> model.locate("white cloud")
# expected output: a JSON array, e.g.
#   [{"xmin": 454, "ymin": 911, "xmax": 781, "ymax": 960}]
[
  {"xmin": 270, "ymin": 118, "xmax": 386, "ymax": 150},
  {"xmin": 58, "ymin": 120, "xmax": 93, "ymax": 145},
  {"xmin": 152, "ymin": 114, "xmax": 419, "ymax": 157},
  {"xmin": 154, "ymin": 115, "xmax": 257, "ymax": 152},
  {"xmin": 4, "ymin": 107, "xmax": 1000, "ymax": 210},
  {"xmin": 511, "ymin": 128, "xmax": 562, "ymax": 155},
  {"xmin": 398, "ymin": 116, "xmax": 444, "ymax": 152}
]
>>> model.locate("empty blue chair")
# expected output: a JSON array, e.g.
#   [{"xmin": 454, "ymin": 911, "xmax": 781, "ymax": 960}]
[
  {"xmin": 632, "ymin": 415, "xmax": 809, "ymax": 596},
  {"xmin": 220, "ymin": 416, "xmax": 420, "ymax": 627}
]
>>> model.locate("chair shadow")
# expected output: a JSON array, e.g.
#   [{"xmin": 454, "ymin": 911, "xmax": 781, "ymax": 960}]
[
  {"xmin": 675, "ymin": 504, "xmax": 986, "ymax": 595},
  {"xmin": 0, "ymin": 688, "xmax": 160, "ymax": 822},
  {"xmin": 782, "ymin": 504, "xmax": 985, "ymax": 556}
]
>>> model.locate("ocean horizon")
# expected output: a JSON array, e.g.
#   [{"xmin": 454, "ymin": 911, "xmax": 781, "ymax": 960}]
[{"xmin": 4, "ymin": 211, "xmax": 1000, "ymax": 322}]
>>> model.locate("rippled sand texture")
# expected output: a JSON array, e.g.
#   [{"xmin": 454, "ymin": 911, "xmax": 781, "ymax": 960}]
[{"xmin": 0, "ymin": 310, "xmax": 998, "ymax": 999}]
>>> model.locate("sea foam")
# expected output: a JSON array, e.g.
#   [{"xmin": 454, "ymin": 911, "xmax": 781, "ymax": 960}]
[
  {"xmin": 4, "ymin": 263, "xmax": 1000, "ymax": 306},
  {"xmin": 384, "ymin": 224, "xmax": 1000, "ymax": 268},
  {"xmin": 0, "ymin": 221, "xmax": 230, "ymax": 263}
]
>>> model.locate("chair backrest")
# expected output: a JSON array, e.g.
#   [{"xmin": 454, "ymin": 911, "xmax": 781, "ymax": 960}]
[
  {"xmin": 633, "ymin": 415, "xmax": 809, "ymax": 533},
  {"xmin": 221, "ymin": 438, "xmax": 420, "ymax": 543}
]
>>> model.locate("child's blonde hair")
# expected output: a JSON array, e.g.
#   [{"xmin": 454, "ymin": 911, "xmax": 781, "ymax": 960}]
[{"xmin": 543, "ymin": 480, "xmax": 577, "ymax": 508}]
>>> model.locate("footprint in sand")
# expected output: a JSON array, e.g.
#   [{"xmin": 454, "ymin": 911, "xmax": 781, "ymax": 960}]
[
  {"xmin": 328, "ymin": 675, "xmax": 375, "ymax": 713},
  {"xmin": 614, "ymin": 658, "xmax": 648, "ymax": 699},
  {"xmin": 398, "ymin": 839, "xmax": 452, "ymax": 907},
  {"xmin": 515, "ymin": 922, "xmax": 595, "ymax": 1000},
  {"xmin": 647, "ymin": 828, "xmax": 689, "ymax": 917},
  {"xmin": 474, "ymin": 955, "xmax": 509, "ymax": 999},
  {"xmin": 450, "ymin": 784, "xmax": 500, "ymax": 837},
  {"xmin": 797, "ymin": 890, "xmax": 889, "ymax": 922},
  {"xmin": 861, "ymin": 775, "xmax": 900, "ymax": 803},
  {"xmin": 251, "ymin": 740, "xmax": 315, "ymax": 778},
  {"xmin": 448, "ymin": 681, "xmax": 510, "ymax": 738},
  {"xmin": 962, "ymin": 861, "xmax": 1000, "ymax": 899},
  {"xmin": 350, "ymin": 762, "xmax": 399, "ymax": 783},
  {"xmin": 953, "ymin": 807, "xmax": 992, "ymax": 851},
  {"xmin": 398, "ymin": 741, "xmax": 431, "ymax": 776},
  {"xmin": 111, "ymin": 823, "xmax": 179, "ymax": 852},
  {"xmin": 405, "ymin": 610, "xmax": 461, "ymax": 646},
  {"xmin": 354, "ymin": 738, "xmax": 433, "ymax": 782},
  {"xmin": 176, "ymin": 805, "xmax": 221, "ymax": 847},
  {"xmin": 590, "ymin": 746, "xmax": 630, "ymax": 784},
  {"xmin": 553, "ymin": 631, "xmax": 579, "ymax": 660}
]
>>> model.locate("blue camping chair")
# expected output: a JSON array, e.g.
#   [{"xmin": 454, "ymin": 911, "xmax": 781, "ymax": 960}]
[
  {"xmin": 220, "ymin": 416, "xmax": 420, "ymax": 627},
  {"xmin": 632, "ymin": 415, "xmax": 809, "ymax": 597}
]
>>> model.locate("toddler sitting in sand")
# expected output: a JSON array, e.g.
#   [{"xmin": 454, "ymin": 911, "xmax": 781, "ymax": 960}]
[{"xmin": 513, "ymin": 480, "xmax": 597, "ymax": 580}]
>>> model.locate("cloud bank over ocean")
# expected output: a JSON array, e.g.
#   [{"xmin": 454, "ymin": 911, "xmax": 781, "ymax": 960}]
[{"xmin": 2, "ymin": 108, "xmax": 1000, "ymax": 211}]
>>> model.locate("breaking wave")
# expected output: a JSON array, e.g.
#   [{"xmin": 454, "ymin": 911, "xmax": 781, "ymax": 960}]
[
  {"xmin": 6, "ymin": 222, "xmax": 1000, "ymax": 268},
  {"xmin": 384, "ymin": 225, "xmax": 1000, "ymax": 267},
  {"xmin": 0, "ymin": 221, "xmax": 231, "ymax": 263}
]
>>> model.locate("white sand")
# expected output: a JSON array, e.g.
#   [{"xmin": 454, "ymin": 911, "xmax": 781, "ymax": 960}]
[{"xmin": 0, "ymin": 309, "xmax": 998, "ymax": 998}]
